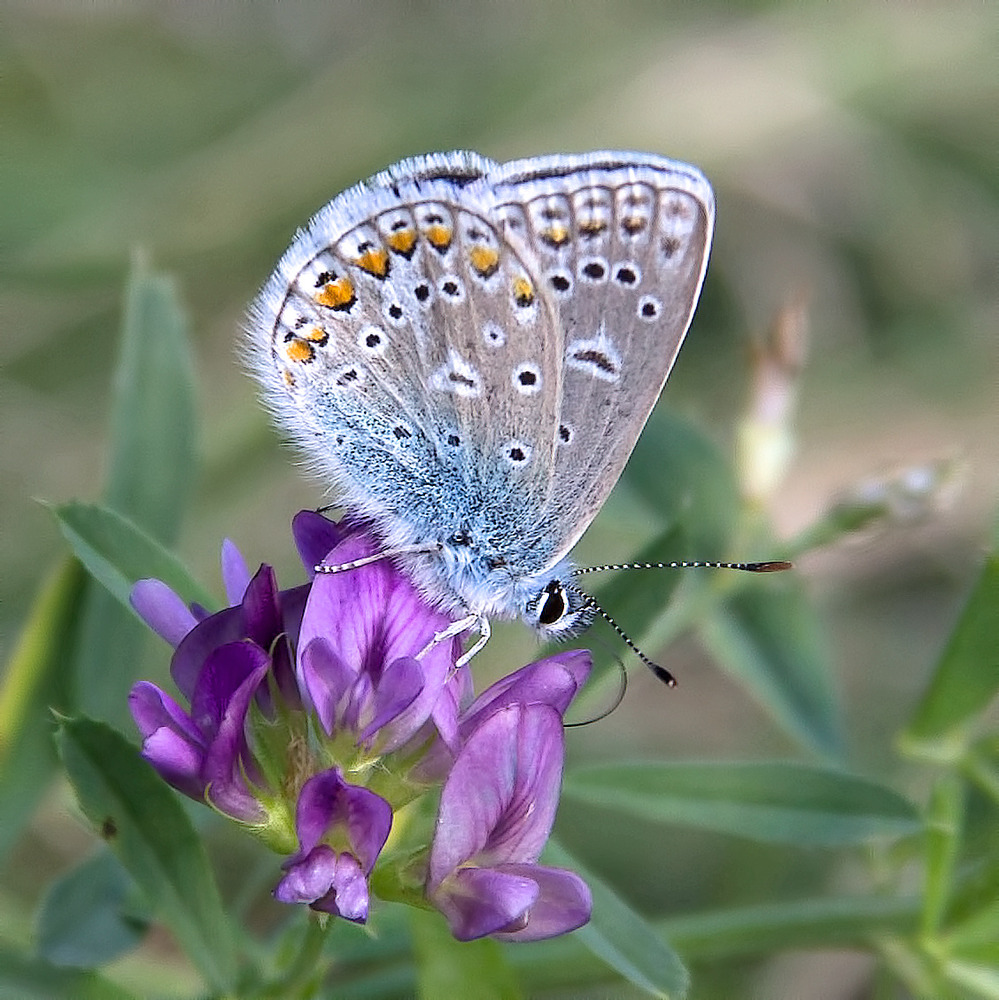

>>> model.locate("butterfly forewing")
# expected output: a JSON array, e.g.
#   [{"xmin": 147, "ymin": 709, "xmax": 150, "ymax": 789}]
[{"xmin": 250, "ymin": 154, "xmax": 563, "ymax": 543}]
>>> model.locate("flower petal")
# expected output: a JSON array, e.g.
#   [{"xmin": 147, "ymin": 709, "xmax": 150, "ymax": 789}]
[
  {"xmin": 171, "ymin": 605, "xmax": 246, "ymax": 700},
  {"xmin": 429, "ymin": 668, "xmax": 465, "ymax": 756},
  {"xmin": 220, "ymin": 538, "xmax": 251, "ymax": 607},
  {"xmin": 129, "ymin": 680, "xmax": 201, "ymax": 743},
  {"xmin": 131, "ymin": 579, "xmax": 198, "ymax": 648},
  {"xmin": 463, "ymin": 651, "xmax": 591, "ymax": 727},
  {"xmin": 299, "ymin": 638, "xmax": 356, "ymax": 734},
  {"xmin": 298, "ymin": 532, "xmax": 459, "ymax": 690},
  {"xmin": 429, "ymin": 704, "xmax": 564, "ymax": 889},
  {"xmin": 278, "ymin": 583, "xmax": 311, "ymax": 656},
  {"xmin": 384, "ymin": 633, "xmax": 466, "ymax": 754},
  {"xmin": 359, "ymin": 656, "xmax": 424, "ymax": 747},
  {"xmin": 489, "ymin": 864, "xmax": 591, "ymax": 942},
  {"xmin": 292, "ymin": 510, "xmax": 349, "ymax": 576},
  {"xmin": 274, "ymin": 843, "xmax": 339, "ymax": 904},
  {"xmin": 129, "ymin": 681, "xmax": 206, "ymax": 799},
  {"xmin": 190, "ymin": 641, "xmax": 269, "ymax": 736},
  {"xmin": 431, "ymin": 866, "xmax": 539, "ymax": 942},
  {"xmin": 409, "ymin": 665, "xmax": 475, "ymax": 781},
  {"xmin": 310, "ymin": 852, "xmax": 369, "ymax": 922},
  {"xmin": 266, "ymin": 630, "xmax": 302, "ymax": 713},
  {"xmin": 415, "ymin": 655, "xmax": 583, "ymax": 785},
  {"xmin": 240, "ymin": 565, "xmax": 283, "ymax": 651},
  {"xmin": 141, "ymin": 728, "xmax": 206, "ymax": 801},
  {"xmin": 477, "ymin": 704, "xmax": 564, "ymax": 867},
  {"xmin": 197, "ymin": 643, "xmax": 271, "ymax": 822},
  {"xmin": 293, "ymin": 769, "xmax": 392, "ymax": 873}
]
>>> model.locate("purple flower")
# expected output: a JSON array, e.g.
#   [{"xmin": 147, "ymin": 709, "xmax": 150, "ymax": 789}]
[
  {"xmin": 274, "ymin": 768, "xmax": 392, "ymax": 921},
  {"xmin": 427, "ymin": 702, "xmax": 592, "ymax": 942},
  {"xmin": 128, "ymin": 510, "xmax": 593, "ymax": 940},
  {"xmin": 130, "ymin": 641, "xmax": 271, "ymax": 822},
  {"xmin": 297, "ymin": 530, "xmax": 469, "ymax": 756},
  {"xmin": 414, "ymin": 649, "xmax": 591, "ymax": 785},
  {"xmin": 129, "ymin": 551, "xmax": 309, "ymax": 825}
]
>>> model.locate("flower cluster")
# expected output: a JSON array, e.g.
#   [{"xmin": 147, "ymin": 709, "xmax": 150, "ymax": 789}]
[{"xmin": 129, "ymin": 511, "xmax": 591, "ymax": 941}]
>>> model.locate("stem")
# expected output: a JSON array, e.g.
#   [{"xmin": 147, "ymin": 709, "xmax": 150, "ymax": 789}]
[{"xmin": 262, "ymin": 914, "xmax": 332, "ymax": 999}]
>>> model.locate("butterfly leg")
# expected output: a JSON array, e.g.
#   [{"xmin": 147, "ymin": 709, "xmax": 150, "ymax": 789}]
[
  {"xmin": 314, "ymin": 540, "xmax": 442, "ymax": 575},
  {"xmin": 415, "ymin": 613, "xmax": 491, "ymax": 666},
  {"xmin": 455, "ymin": 614, "xmax": 490, "ymax": 667}
]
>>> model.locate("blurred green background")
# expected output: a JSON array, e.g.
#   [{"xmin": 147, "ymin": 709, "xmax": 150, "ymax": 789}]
[{"xmin": 3, "ymin": 2, "xmax": 997, "ymax": 997}]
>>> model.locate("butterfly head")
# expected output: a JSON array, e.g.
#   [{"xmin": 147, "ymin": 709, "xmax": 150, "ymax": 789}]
[{"xmin": 523, "ymin": 577, "xmax": 595, "ymax": 640}]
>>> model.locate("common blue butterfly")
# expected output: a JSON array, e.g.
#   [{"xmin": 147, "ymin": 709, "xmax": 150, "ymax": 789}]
[{"xmin": 247, "ymin": 151, "xmax": 717, "ymax": 667}]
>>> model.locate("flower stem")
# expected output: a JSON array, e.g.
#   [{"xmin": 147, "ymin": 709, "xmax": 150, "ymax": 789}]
[{"xmin": 261, "ymin": 913, "xmax": 332, "ymax": 999}]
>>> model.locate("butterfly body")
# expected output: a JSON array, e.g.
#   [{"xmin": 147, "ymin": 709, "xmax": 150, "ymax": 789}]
[{"xmin": 248, "ymin": 151, "xmax": 714, "ymax": 637}]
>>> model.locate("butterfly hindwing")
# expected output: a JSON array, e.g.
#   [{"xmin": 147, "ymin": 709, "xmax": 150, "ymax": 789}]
[{"xmin": 487, "ymin": 152, "xmax": 715, "ymax": 560}]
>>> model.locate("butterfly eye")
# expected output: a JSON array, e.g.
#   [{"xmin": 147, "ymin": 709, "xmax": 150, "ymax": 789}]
[{"xmin": 538, "ymin": 580, "xmax": 567, "ymax": 626}]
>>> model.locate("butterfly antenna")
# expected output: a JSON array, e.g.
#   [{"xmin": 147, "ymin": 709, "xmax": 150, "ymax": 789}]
[
  {"xmin": 573, "ymin": 559, "xmax": 792, "ymax": 576},
  {"xmin": 565, "ymin": 583, "xmax": 677, "ymax": 688},
  {"xmin": 564, "ymin": 648, "xmax": 628, "ymax": 729}
]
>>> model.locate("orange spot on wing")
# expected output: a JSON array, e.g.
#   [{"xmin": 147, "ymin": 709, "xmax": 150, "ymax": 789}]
[
  {"xmin": 512, "ymin": 276, "xmax": 534, "ymax": 307},
  {"xmin": 540, "ymin": 223, "xmax": 569, "ymax": 247},
  {"xmin": 304, "ymin": 326, "xmax": 328, "ymax": 343},
  {"xmin": 315, "ymin": 277, "xmax": 355, "ymax": 309},
  {"xmin": 356, "ymin": 247, "xmax": 390, "ymax": 278},
  {"xmin": 285, "ymin": 339, "xmax": 315, "ymax": 364},
  {"xmin": 425, "ymin": 223, "xmax": 452, "ymax": 252},
  {"xmin": 386, "ymin": 229, "xmax": 417, "ymax": 256},
  {"xmin": 469, "ymin": 245, "xmax": 499, "ymax": 278}
]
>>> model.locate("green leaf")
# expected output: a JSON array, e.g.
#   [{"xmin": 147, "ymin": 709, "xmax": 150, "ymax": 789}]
[
  {"xmin": 965, "ymin": 746, "xmax": 999, "ymax": 806},
  {"xmin": 52, "ymin": 501, "xmax": 216, "ymax": 614},
  {"xmin": 106, "ymin": 255, "xmax": 196, "ymax": 546},
  {"xmin": 922, "ymin": 776, "xmax": 964, "ymax": 936},
  {"xmin": 879, "ymin": 937, "xmax": 961, "ymax": 1000},
  {"xmin": 36, "ymin": 850, "xmax": 148, "ymax": 969},
  {"xmin": 901, "ymin": 555, "xmax": 999, "ymax": 760},
  {"xmin": 700, "ymin": 578, "xmax": 844, "ymax": 757},
  {"xmin": 54, "ymin": 259, "xmax": 198, "ymax": 729},
  {"xmin": 0, "ymin": 559, "xmax": 86, "ymax": 861},
  {"xmin": 544, "ymin": 838, "xmax": 689, "ymax": 999},
  {"xmin": 56, "ymin": 717, "xmax": 239, "ymax": 994},
  {"xmin": 563, "ymin": 761, "xmax": 921, "ymax": 846},
  {"xmin": 69, "ymin": 591, "xmax": 148, "ymax": 734},
  {"xmin": 52, "ymin": 500, "xmax": 215, "ymax": 731},
  {"xmin": 581, "ymin": 525, "xmax": 687, "ymax": 683},
  {"xmin": 0, "ymin": 946, "xmax": 138, "ymax": 1000},
  {"xmin": 409, "ymin": 908, "xmax": 522, "ymax": 1000},
  {"xmin": 624, "ymin": 408, "xmax": 739, "ymax": 555},
  {"xmin": 941, "ymin": 955, "xmax": 999, "ymax": 1000},
  {"xmin": 947, "ymin": 894, "xmax": 999, "ymax": 957},
  {"xmin": 504, "ymin": 894, "xmax": 922, "ymax": 990},
  {"xmin": 659, "ymin": 894, "xmax": 920, "ymax": 959},
  {"xmin": 942, "ymin": 772, "xmax": 999, "ymax": 927}
]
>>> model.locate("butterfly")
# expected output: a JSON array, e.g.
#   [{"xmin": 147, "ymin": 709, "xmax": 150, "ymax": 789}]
[{"xmin": 247, "ymin": 150, "xmax": 718, "ymax": 671}]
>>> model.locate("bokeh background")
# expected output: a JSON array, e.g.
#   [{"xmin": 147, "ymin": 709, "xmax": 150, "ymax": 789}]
[{"xmin": 3, "ymin": 3, "xmax": 997, "ymax": 997}]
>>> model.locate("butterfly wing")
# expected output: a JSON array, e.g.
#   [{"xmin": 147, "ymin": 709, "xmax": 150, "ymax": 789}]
[
  {"xmin": 485, "ymin": 152, "xmax": 715, "ymax": 560},
  {"xmin": 247, "ymin": 151, "xmax": 712, "ymax": 617},
  {"xmin": 246, "ymin": 152, "xmax": 564, "ymax": 558}
]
